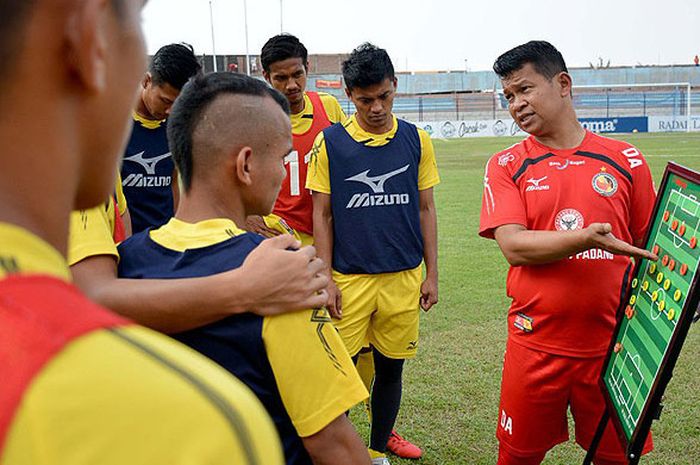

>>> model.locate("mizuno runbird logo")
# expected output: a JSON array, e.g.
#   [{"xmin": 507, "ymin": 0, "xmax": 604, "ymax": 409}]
[
  {"xmin": 123, "ymin": 151, "xmax": 172, "ymax": 175},
  {"xmin": 345, "ymin": 164, "xmax": 410, "ymax": 194}
]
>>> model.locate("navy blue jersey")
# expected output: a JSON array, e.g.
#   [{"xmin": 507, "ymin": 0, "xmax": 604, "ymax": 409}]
[
  {"xmin": 120, "ymin": 118, "xmax": 174, "ymax": 233},
  {"xmin": 118, "ymin": 230, "xmax": 312, "ymax": 465},
  {"xmin": 325, "ymin": 119, "xmax": 423, "ymax": 274}
]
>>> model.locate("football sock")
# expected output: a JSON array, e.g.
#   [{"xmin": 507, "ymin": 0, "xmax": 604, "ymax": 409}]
[
  {"xmin": 355, "ymin": 347, "xmax": 375, "ymax": 420},
  {"xmin": 356, "ymin": 347, "xmax": 375, "ymax": 392},
  {"xmin": 369, "ymin": 349, "xmax": 404, "ymax": 452}
]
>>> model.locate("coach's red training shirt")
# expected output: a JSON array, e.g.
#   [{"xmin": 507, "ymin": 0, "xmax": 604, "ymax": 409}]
[{"xmin": 479, "ymin": 131, "xmax": 656, "ymax": 357}]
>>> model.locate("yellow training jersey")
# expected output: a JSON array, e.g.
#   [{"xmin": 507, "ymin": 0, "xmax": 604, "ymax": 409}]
[
  {"xmin": 306, "ymin": 114, "xmax": 440, "ymax": 194},
  {"xmin": 67, "ymin": 174, "xmax": 127, "ymax": 266},
  {"xmin": 116, "ymin": 218, "xmax": 368, "ymax": 462},
  {"xmin": 0, "ymin": 222, "xmax": 284, "ymax": 465},
  {"xmin": 291, "ymin": 92, "xmax": 346, "ymax": 135}
]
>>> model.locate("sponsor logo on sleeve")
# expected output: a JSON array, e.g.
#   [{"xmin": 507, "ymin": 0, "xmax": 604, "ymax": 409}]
[{"xmin": 498, "ymin": 152, "xmax": 515, "ymax": 166}]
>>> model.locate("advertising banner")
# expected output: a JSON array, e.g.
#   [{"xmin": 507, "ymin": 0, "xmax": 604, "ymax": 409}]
[
  {"xmin": 579, "ymin": 117, "xmax": 648, "ymax": 134},
  {"xmin": 418, "ymin": 116, "xmax": 652, "ymax": 139},
  {"xmin": 648, "ymin": 116, "xmax": 700, "ymax": 133},
  {"xmin": 316, "ymin": 79, "xmax": 342, "ymax": 89},
  {"xmin": 415, "ymin": 119, "xmax": 526, "ymax": 139}
]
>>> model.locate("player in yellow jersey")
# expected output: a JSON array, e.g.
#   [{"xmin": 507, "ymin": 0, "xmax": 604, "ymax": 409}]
[
  {"xmin": 245, "ymin": 34, "xmax": 345, "ymax": 247},
  {"xmin": 117, "ymin": 72, "xmax": 370, "ymax": 465},
  {"xmin": 0, "ymin": 2, "xmax": 283, "ymax": 464},
  {"xmin": 251, "ymin": 34, "xmax": 421, "ymax": 458},
  {"xmin": 69, "ymin": 186, "xmax": 329, "ymax": 333},
  {"xmin": 68, "ymin": 35, "xmax": 329, "ymax": 334},
  {"xmin": 307, "ymin": 44, "xmax": 440, "ymax": 464}
]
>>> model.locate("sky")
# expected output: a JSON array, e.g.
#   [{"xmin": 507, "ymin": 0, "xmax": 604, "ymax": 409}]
[{"xmin": 143, "ymin": 0, "xmax": 700, "ymax": 72}]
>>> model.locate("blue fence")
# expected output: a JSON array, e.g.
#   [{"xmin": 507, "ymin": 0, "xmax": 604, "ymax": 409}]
[{"xmin": 335, "ymin": 88, "xmax": 699, "ymax": 122}]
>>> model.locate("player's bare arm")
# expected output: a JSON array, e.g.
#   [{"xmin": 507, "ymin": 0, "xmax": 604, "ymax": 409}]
[
  {"xmin": 121, "ymin": 208, "xmax": 132, "ymax": 238},
  {"xmin": 419, "ymin": 187, "xmax": 438, "ymax": 311},
  {"xmin": 245, "ymin": 214, "xmax": 283, "ymax": 237},
  {"xmin": 71, "ymin": 234, "xmax": 329, "ymax": 333},
  {"xmin": 311, "ymin": 191, "xmax": 343, "ymax": 319},
  {"xmin": 301, "ymin": 414, "xmax": 371, "ymax": 465},
  {"xmin": 494, "ymin": 223, "xmax": 658, "ymax": 267}
]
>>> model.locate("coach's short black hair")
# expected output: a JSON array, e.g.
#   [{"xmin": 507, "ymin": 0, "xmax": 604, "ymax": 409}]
[
  {"xmin": 150, "ymin": 43, "xmax": 201, "ymax": 90},
  {"xmin": 493, "ymin": 41, "xmax": 568, "ymax": 80},
  {"xmin": 342, "ymin": 43, "xmax": 395, "ymax": 91},
  {"xmin": 167, "ymin": 72, "xmax": 290, "ymax": 191},
  {"xmin": 261, "ymin": 34, "xmax": 308, "ymax": 73}
]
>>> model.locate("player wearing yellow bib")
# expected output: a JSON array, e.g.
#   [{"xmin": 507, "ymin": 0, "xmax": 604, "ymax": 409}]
[
  {"xmin": 253, "ymin": 35, "xmax": 422, "ymax": 458},
  {"xmin": 246, "ymin": 34, "xmax": 346, "ymax": 247},
  {"xmin": 307, "ymin": 44, "xmax": 440, "ymax": 465},
  {"xmin": 117, "ymin": 72, "xmax": 370, "ymax": 465},
  {"xmin": 0, "ymin": 2, "xmax": 282, "ymax": 464}
]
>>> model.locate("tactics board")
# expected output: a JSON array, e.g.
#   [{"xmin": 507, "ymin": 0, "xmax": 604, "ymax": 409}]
[{"xmin": 600, "ymin": 162, "xmax": 700, "ymax": 462}]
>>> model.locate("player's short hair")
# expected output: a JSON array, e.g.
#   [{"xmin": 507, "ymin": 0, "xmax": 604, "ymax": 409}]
[
  {"xmin": 150, "ymin": 43, "xmax": 202, "ymax": 91},
  {"xmin": 0, "ymin": 0, "xmax": 127, "ymax": 86},
  {"xmin": 342, "ymin": 43, "xmax": 395, "ymax": 91},
  {"xmin": 261, "ymin": 34, "xmax": 308, "ymax": 73},
  {"xmin": 167, "ymin": 72, "xmax": 290, "ymax": 191},
  {"xmin": 0, "ymin": 0, "xmax": 36, "ymax": 83},
  {"xmin": 493, "ymin": 40, "xmax": 568, "ymax": 80}
]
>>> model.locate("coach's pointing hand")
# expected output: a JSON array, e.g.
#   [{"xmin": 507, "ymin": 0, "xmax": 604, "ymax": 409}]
[
  {"xmin": 585, "ymin": 223, "xmax": 658, "ymax": 261},
  {"xmin": 239, "ymin": 234, "xmax": 329, "ymax": 315}
]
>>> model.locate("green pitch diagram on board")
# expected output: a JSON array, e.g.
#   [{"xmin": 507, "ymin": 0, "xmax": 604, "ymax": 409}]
[{"xmin": 603, "ymin": 166, "xmax": 700, "ymax": 441}]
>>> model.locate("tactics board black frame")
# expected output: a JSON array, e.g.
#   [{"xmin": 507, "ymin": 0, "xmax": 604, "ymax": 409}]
[{"xmin": 594, "ymin": 162, "xmax": 700, "ymax": 464}]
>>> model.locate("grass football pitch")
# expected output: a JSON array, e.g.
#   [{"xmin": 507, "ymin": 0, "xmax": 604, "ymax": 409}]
[{"xmin": 349, "ymin": 132, "xmax": 700, "ymax": 465}]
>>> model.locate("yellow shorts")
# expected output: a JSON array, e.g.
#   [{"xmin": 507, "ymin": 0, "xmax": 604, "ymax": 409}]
[{"xmin": 332, "ymin": 266, "xmax": 422, "ymax": 359}]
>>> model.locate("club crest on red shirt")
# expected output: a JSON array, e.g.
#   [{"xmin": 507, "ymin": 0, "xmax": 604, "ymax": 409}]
[
  {"xmin": 592, "ymin": 171, "xmax": 618, "ymax": 197},
  {"xmin": 555, "ymin": 208, "xmax": 584, "ymax": 231}
]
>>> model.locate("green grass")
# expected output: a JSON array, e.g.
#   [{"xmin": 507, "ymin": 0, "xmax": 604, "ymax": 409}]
[{"xmin": 349, "ymin": 132, "xmax": 700, "ymax": 465}]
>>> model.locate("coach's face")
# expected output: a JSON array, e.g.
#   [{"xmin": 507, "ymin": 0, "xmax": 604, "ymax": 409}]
[
  {"xmin": 346, "ymin": 77, "xmax": 397, "ymax": 134},
  {"xmin": 501, "ymin": 63, "xmax": 571, "ymax": 138}
]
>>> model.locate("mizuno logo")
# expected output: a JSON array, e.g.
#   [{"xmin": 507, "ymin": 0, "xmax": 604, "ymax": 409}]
[
  {"xmin": 345, "ymin": 193, "xmax": 410, "ymax": 209},
  {"xmin": 526, "ymin": 176, "xmax": 547, "ymax": 187},
  {"xmin": 123, "ymin": 151, "xmax": 171, "ymax": 175},
  {"xmin": 122, "ymin": 173, "xmax": 172, "ymax": 188},
  {"xmin": 345, "ymin": 164, "xmax": 410, "ymax": 194},
  {"xmin": 525, "ymin": 175, "xmax": 550, "ymax": 192}
]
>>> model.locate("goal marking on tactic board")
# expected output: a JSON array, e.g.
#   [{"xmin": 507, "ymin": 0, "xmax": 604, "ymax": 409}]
[
  {"xmin": 668, "ymin": 190, "xmax": 700, "ymax": 249},
  {"xmin": 609, "ymin": 352, "xmax": 644, "ymax": 428}
]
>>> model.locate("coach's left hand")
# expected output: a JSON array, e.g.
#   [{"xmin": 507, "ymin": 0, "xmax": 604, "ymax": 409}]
[{"xmin": 420, "ymin": 276, "xmax": 438, "ymax": 311}]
